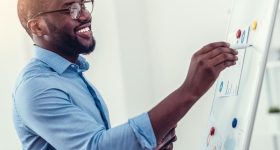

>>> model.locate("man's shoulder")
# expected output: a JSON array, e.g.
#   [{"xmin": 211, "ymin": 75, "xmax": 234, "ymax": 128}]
[
  {"xmin": 14, "ymin": 58, "xmax": 61, "ymax": 91},
  {"xmin": 20, "ymin": 58, "xmax": 57, "ymax": 79}
]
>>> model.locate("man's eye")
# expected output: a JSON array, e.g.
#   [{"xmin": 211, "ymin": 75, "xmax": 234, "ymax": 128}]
[{"xmin": 62, "ymin": 11, "xmax": 70, "ymax": 15}]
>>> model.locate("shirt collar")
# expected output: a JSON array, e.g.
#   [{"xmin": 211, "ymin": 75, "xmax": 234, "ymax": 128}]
[{"xmin": 34, "ymin": 45, "xmax": 90, "ymax": 74}]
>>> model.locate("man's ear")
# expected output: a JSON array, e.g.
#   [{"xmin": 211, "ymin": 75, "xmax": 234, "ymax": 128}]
[{"xmin": 27, "ymin": 19, "xmax": 47, "ymax": 37}]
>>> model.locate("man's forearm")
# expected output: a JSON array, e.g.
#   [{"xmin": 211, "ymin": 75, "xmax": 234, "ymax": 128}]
[{"xmin": 148, "ymin": 86, "xmax": 198, "ymax": 143}]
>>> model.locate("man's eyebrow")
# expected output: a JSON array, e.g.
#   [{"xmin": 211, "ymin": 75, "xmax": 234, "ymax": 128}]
[
  {"xmin": 60, "ymin": 0, "xmax": 91, "ymax": 8},
  {"xmin": 61, "ymin": 2, "xmax": 75, "ymax": 8}
]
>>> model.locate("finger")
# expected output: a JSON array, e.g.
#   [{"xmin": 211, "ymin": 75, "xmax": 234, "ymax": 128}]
[
  {"xmin": 169, "ymin": 128, "xmax": 175, "ymax": 137},
  {"xmin": 215, "ymin": 61, "xmax": 237, "ymax": 73},
  {"xmin": 161, "ymin": 134, "xmax": 174, "ymax": 146},
  {"xmin": 165, "ymin": 143, "xmax": 173, "ymax": 150},
  {"xmin": 196, "ymin": 42, "xmax": 230, "ymax": 55},
  {"xmin": 202, "ymin": 47, "xmax": 238, "ymax": 60},
  {"xmin": 162, "ymin": 136, "xmax": 177, "ymax": 148},
  {"xmin": 159, "ymin": 135, "xmax": 177, "ymax": 149},
  {"xmin": 171, "ymin": 136, "xmax": 177, "ymax": 142},
  {"xmin": 162, "ymin": 127, "xmax": 176, "ymax": 142},
  {"xmin": 168, "ymin": 136, "xmax": 177, "ymax": 143},
  {"xmin": 209, "ymin": 53, "xmax": 238, "ymax": 66},
  {"xmin": 160, "ymin": 142, "xmax": 173, "ymax": 150}
]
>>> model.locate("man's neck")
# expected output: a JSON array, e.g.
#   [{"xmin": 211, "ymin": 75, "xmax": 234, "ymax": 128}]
[{"xmin": 34, "ymin": 44, "xmax": 79, "ymax": 64}]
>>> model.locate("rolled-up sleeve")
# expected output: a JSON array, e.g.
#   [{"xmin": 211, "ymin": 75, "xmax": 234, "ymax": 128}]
[
  {"xmin": 14, "ymin": 76, "xmax": 157, "ymax": 150},
  {"xmin": 129, "ymin": 113, "xmax": 157, "ymax": 149}
]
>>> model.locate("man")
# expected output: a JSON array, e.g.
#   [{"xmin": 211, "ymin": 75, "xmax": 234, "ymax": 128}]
[{"xmin": 13, "ymin": 0, "xmax": 238, "ymax": 149}]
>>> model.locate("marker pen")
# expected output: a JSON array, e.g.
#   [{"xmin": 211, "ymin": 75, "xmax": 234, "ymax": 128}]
[{"xmin": 230, "ymin": 44, "xmax": 252, "ymax": 49}]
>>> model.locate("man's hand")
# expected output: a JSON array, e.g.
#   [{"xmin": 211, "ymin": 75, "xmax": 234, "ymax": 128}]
[
  {"xmin": 156, "ymin": 127, "xmax": 177, "ymax": 150},
  {"xmin": 182, "ymin": 42, "xmax": 238, "ymax": 100}
]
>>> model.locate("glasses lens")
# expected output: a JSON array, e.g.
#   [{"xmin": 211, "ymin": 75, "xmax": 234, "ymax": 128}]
[
  {"xmin": 70, "ymin": 3, "xmax": 81, "ymax": 19},
  {"xmin": 84, "ymin": 1, "xmax": 93, "ymax": 13}
]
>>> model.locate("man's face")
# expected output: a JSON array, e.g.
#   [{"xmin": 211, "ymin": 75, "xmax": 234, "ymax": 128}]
[{"xmin": 42, "ymin": 0, "xmax": 95, "ymax": 56}]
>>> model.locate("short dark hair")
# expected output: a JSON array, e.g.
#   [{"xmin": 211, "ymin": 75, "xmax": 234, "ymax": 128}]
[{"xmin": 17, "ymin": 0, "xmax": 48, "ymax": 37}]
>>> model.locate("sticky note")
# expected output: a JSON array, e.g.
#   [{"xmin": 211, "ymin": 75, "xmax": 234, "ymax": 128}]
[{"xmin": 252, "ymin": 21, "xmax": 258, "ymax": 30}]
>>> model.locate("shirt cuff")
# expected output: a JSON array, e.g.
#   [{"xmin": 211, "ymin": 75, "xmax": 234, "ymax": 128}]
[{"xmin": 128, "ymin": 112, "xmax": 157, "ymax": 150}]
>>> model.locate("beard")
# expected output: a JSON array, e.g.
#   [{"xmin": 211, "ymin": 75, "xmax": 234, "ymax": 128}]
[{"xmin": 45, "ymin": 19, "xmax": 96, "ymax": 56}]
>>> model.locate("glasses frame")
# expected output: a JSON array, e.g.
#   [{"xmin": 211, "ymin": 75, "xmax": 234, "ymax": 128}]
[{"xmin": 28, "ymin": 0, "xmax": 93, "ymax": 20}]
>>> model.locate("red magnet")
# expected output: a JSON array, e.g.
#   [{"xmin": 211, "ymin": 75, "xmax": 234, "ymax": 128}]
[
  {"xmin": 210, "ymin": 127, "xmax": 215, "ymax": 136},
  {"xmin": 236, "ymin": 29, "xmax": 242, "ymax": 39}
]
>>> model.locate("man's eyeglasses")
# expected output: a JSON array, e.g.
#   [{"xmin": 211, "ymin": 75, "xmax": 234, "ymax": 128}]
[{"xmin": 28, "ymin": 0, "xmax": 93, "ymax": 20}]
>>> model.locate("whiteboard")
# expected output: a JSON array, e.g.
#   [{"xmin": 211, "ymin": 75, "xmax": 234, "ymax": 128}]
[{"xmin": 205, "ymin": 0, "xmax": 279, "ymax": 149}]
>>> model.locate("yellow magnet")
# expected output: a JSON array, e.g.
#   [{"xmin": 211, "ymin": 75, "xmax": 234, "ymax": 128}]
[{"xmin": 252, "ymin": 21, "xmax": 258, "ymax": 30}]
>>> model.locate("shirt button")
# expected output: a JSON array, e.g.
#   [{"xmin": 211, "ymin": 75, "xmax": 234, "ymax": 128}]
[
  {"xmin": 70, "ymin": 64, "xmax": 78, "ymax": 71},
  {"xmin": 71, "ymin": 64, "xmax": 77, "ymax": 69}
]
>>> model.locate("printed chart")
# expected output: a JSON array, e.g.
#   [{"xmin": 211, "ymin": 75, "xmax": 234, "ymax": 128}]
[{"xmin": 216, "ymin": 27, "xmax": 251, "ymax": 97}]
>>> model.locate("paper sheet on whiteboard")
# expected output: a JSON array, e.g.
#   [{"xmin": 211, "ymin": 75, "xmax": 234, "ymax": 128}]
[{"xmin": 216, "ymin": 27, "xmax": 250, "ymax": 97}]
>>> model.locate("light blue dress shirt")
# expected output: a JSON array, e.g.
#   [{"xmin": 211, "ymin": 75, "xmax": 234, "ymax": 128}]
[{"xmin": 13, "ymin": 46, "xmax": 156, "ymax": 150}]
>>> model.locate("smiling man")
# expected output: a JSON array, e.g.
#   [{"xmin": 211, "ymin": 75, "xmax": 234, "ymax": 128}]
[{"xmin": 13, "ymin": 0, "xmax": 238, "ymax": 149}]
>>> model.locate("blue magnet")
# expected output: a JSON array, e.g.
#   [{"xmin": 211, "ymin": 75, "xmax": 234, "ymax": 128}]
[
  {"xmin": 219, "ymin": 81, "xmax": 224, "ymax": 93},
  {"xmin": 232, "ymin": 118, "xmax": 238, "ymax": 128},
  {"xmin": 241, "ymin": 31, "xmax": 246, "ymax": 43}
]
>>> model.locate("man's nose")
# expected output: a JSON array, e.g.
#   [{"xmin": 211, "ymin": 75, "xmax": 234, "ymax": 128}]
[{"xmin": 78, "ymin": 9, "xmax": 92, "ymax": 22}]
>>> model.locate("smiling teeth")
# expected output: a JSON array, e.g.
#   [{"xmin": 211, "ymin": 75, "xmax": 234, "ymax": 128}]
[{"xmin": 78, "ymin": 27, "xmax": 90, "ymax": 33}]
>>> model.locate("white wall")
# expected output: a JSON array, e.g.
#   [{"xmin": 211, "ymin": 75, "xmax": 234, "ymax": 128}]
[
  {"xmin": 0, "ymin": 0, "xmax": 31, "ymax": 149},
  {"xmin": 1, "ymin": 0, "xmax": 276, "ymax": 149}
]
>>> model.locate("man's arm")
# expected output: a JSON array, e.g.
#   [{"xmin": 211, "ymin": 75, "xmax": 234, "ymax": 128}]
[
  {"xmin": 148, "ymin": 42, "xmax": 238, "ymax": 142},
  {"xmin": 14, "ymin": 76, "xmax": 157, "ymax": 150}
]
